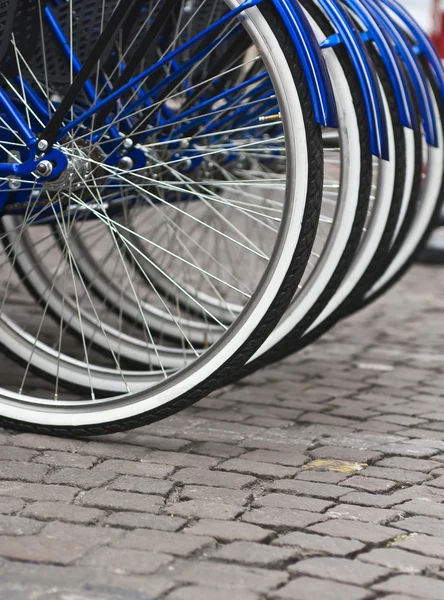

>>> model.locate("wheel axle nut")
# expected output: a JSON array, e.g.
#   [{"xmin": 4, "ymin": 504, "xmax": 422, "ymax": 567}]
[
  {"xmin": 37, "ymin": 139, "xmax": 49, "ymax": 152},
  {"xmin": 118, "ymin": 156, "xmax": 133, "ymax": 170},
  {"xmin": 36, "ymin": 160, "xmax": 54, "ymax": 177}
]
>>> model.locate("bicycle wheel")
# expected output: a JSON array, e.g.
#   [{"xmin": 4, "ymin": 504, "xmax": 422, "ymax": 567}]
[{"xmin": 0, "ymin": 0, "xmax": 323, "ymax": 434}]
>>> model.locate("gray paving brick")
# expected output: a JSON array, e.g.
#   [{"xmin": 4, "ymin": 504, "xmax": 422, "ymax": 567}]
[
  {"xmin": 240, "ymin": 449, "xmax": 309, "ymax": 467},
  {"xmin": 254, "ymin": 493, "xmax": 333, "ymax": 513},
  {"xmin": 166, "ymin": 586, "xmax": 260, "ymax": 600},
  {"xmin": 394, "ymin": 515, "xmax": 444, "ymax": 537},
  {"xmin": 41, "ymin": 521, "xmax": 124, "ymax": 546},
  {"xmin": 21, "ymin": 501, "xmax": 104, "ymax": 525},
  {"xmin": 395, "ymin": 500, "xmax": 444, "ymax": 520},
  {"xmin": 211, "ymin": 541, "xmax": 298, "ymax": 567},
  {"xmin": 377, "ymin": 457, "xmax": 441, "ymax": 473},
  {"xmin": 105, "ymin": 511, "xmax": 185, "ymax": 531},
  {"xmin": 342, "ymin": 475, "xmax": 397, "ymax": 492},
  {"xmin": 109, "ymin": 475, "xmax": 174, "ymax": 496},
  {"xmin": 168, "ymin": 560, "xmax": 287, "ymax": 592},
  {"xmin": 0, "ymin": 461, "xmax": 49, "ymax": 483},
  {"xmin": 34, "ymin": 451, "xmax": 97, "ymax": 469},
  {"xmin": 184, "ymin": 519, "xmax": 272, "ymax": 542},
  {"xmin": 0, "ymin": 482, "xmax": 78, "ymax": 503},
  {"xmin": 326, "ymin": 504, "xmax": 404, "ymax": 524},
  {"xmin": 289, "ymin": 556, "xmax": 389, "ymax": 585},
  {"xmin": 0, "ymin": 497, "xmax": 25, "ymax": 515},
  {"xmin": 359, "ymin": 548, "xmax": 442, "ymax": 573},
  {"xmin": 192, "ymin": 442, "xmax": 244, "ymax": 458},
  {"xmin": 45, "ymin": 467, "xmax": 115, "ymax": 489},
  {"xmin": 142, "ymin": 451, "xmax": 219, "ymax": 468},
  {"xmin": 180, "ymin": 484, "xmax": 251, "ymax": 505},
  {"xmin": 168, "ymin": 499, "xmax": 243, "ymax": 520},
  {"xmin": 0, "ymin": 446, "xmax": 37, "ymax": 462},
  {"xmin": 267, "ymin": 479, "xmax": 349, "ymax": 499},
  {"xmin": 242, "ymin": 507, "xmax": 326, "ymax": 530},
  {"xmin": 0, "ymin": 536, "xmax": 89, "ymax": 565},
  {"xmin": 309, "ymin": 445, "xmax": 382, "ymax": 464},
  {"xmin": 273, "ymin": 531, "xmax": 365, "ymax": 557},
  {"xmin": 217, "ymin": 458, "xmax": 297, "ymax": 478},
  {"xmin": 118, "ymin": 529, "xmax": 215, "ymax": 556},
  {"xmin": 81, "ymin": 546, "xmax": 173, "ymax": 575},
  {"xmin": 373, "ymin": 575, "xmax": 444, "ymax": 599},
  {"xmin": 274, "ymin": 576, "xmax": 371, "ymax": 600},
  {"xmin": 358, "ymin": 466, "xmax": 431, "ymax": 484},
  {"xmin": 0, "ymin": 514, "xmax": 43, "ymax": 535},
  {"xmin": 170, "ymin": 468, "xmax": 255, "ymax": 489},
  {"xmin": 95, "ymin": 459, "xmax": 175, "ymax": 478},
  {"xmin": 80, "ymin": 489, "xmax": 163, "ymax": 512},
  {"xmin": 309, "ymin": 519, "xmax": 400, "ymax": 544}
]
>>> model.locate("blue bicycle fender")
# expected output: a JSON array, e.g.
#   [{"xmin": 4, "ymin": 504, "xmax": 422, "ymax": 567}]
[
  {"xmin": 316, "ymin": 0, "xmax": 388, "ymax": 159},
  {"xmin": 342, "ymin": 0, "xmax": 417, "ymax": 134},
  {"xmin": 271, "ymin": 0, "xmax": 338, "ymax": 128},
  {"xmin": 366, "ymin": 0, "xmax": 437, "ymax": 147},
  {"xmin": 380, "ymin": 0, "xmax": 444, "ymax": 106}
]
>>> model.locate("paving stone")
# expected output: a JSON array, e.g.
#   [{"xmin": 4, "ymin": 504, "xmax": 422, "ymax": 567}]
[
  {"xmin": 377, "ymin": 457, "xmax": 441, "ymax": 473},
  {"xmin": 0, "ymin": 535, "xmax": 89, "ymax": 565},
  {"xmin": 254, "ymin": 493, "xmax": 333, "ymax": 513},
  {"xmin": 95, "ymin": 459, "xmax": 175, "ymax": 478},
  {"xmin": 142, "ymin": 451, "xmax": 219, "ymax": 468},
  {"xmin": 0, "ymin": 514, "xmax": 43, "ymax": 535},
  {"xmin": 105, "ymin": 511, "xmax": 185, "ymax": 531},
  {"xmin": 240, "ymin": 449, "xmax": 309, "ymax": 467},
  {"xmin": 0, "ymin": 482, "xmax": 78, "ymax": 503},
  {"xmin": 81, "ymin": 546, "xmax": 173, "ymax": 574},
  {"xmin": 170, "ymin": 468, "xmax": 255, "ymax": 489},
  {"xmin": 0, "ymin": 446, "xmax": 37, "ymax": 462},
  {"xmin": 289, "ymin": 556, "xmax": 389, "ymax": 585},
  {"xmin": 41, "ymin": 521, "xmax": 124, "ymax": 546},
  {"xmin": 395, "ymin": 500, "xmax": 444, "ymax": 520},
  {"xmin": 426, "ymin": 475, "xmax": 444, "ymax": 489},
  {"xmin": 217, "ymin": 458, "xmax": 297, "ymax": 478},
  {"xmin": 392, "ymin": 534, "xmax": 444, "ymax": 559},
  {"xmin": 242, "ymin": 507, "xmax": 325, "ymax": 530},
  {"xmin": 167, "ymin": 499, "xmax": 243, "ymax": 520},
  {"xmin": 180, "ymin": 485, "xmax": 251, "ymax": 505},
  {"xmin": 394, "ymin": 515, "xmax": 444, "ymax": 537},
  {"xmin": 166, "ymin": 586, "xmax": 260, "ymax": 600},
  {"xmin": 267, "ymin": 479, "xmax": 349, "ymax": 499},
  {"xmin": 295, "ymin": 470, "xmax": 350, "ymax": 484},
  {"xmin": 0, "ymin": 461, "xmax": 49, "ymax": 483},
  {"xmin": 373, "ymin": 575, "xmax": 444, "ymax": 599},
  {"xmin": 168, "ymin": 560, "xmax": 288, "ymax": 592},
  {"xmin": 326, "ymin": 504, "xmax": 404, "ymax": 524},
  {"xmin": 0, "ymin": 497, "xmax": 25, "ymax": 515},
  {"xmin": 342, "ymin": 475, "xmax": 397, "ymax": 492},
  {"xmin": 34, "ymin": 451, "xmax": 97, "ymax": 469},
  {"xmin": 45, "ymin": 467, "xmax": 116, "ymax": 489},
  {"xmin": 109, "ymin": 475, "xmax": 174, "ymax": 496},
  {"xmin": 309, "ymin": 519, "xmax": 400, "ymax": 544},
  {"xmin": 184, "ymin": 519, "xmax": 272, "ymax": 542},
  {"xmin": 119, "ymin": 529, "xmax": 215, "ymax": 556},
  {"xmin": 80, "ymin": 489, "xmax": 163, "ymax": 512},
  {"xmin": 192, "ymin": 442, "xmax": 245, "ymax": 459},
  {"xmin": 274, "ymin": 576, "xmax": 371, "ymax": 600},
  {"xmin": 359, "ymin": 548, "xmax": 443, "ymax": 573},
  {"xmin": 358, "ymin": 466, "xmax": 431, "ymax": 484},
  {"xmin": 21, "ymin": 501, "xmax": 104, "ymax": 524},
  {"xmin": 272, "ymin": 531, "xmax": 365, "ymax": 556},
  {"xmin": 211, "ymin": 541, "xmax": 298, "ymax": 567},
  {"xmin": 309, "ymin": 446, "xmax": 382, "ymax": 464}
]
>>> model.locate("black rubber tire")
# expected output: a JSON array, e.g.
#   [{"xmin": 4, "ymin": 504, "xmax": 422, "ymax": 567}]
[{"xmin": 0, "ymin": 1, "xmax": 324, "ymax": 436}]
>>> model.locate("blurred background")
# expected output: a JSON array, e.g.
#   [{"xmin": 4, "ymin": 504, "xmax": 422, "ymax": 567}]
[{"xmin": 403, "ymin": 0, "xmax": 432, "ymax": 32}]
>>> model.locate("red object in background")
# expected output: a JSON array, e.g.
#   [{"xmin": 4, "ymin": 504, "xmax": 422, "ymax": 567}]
[{"xmin": 432, "ymin": 0, "xmax": 444, "ymax": 57}]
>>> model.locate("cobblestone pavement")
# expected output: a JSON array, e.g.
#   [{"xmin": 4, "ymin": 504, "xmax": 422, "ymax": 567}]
[{"xmin": 1, "ymin": 264, "xmax": 444, "ymax": 599}]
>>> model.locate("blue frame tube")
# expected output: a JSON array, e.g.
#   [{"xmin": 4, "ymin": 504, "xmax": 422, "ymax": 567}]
[
  {"xmin": 317, "ymin": 0, "xmax": 389, "ymax": 159},
  {"xmin": 365, "ymin": 0, "xmax": 437, "ymax": 147}
]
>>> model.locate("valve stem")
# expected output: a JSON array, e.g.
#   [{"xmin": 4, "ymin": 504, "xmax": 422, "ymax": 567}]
[{"xmin": 259, "ymin": 113, "xmax": 281, "ymax": 123}]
